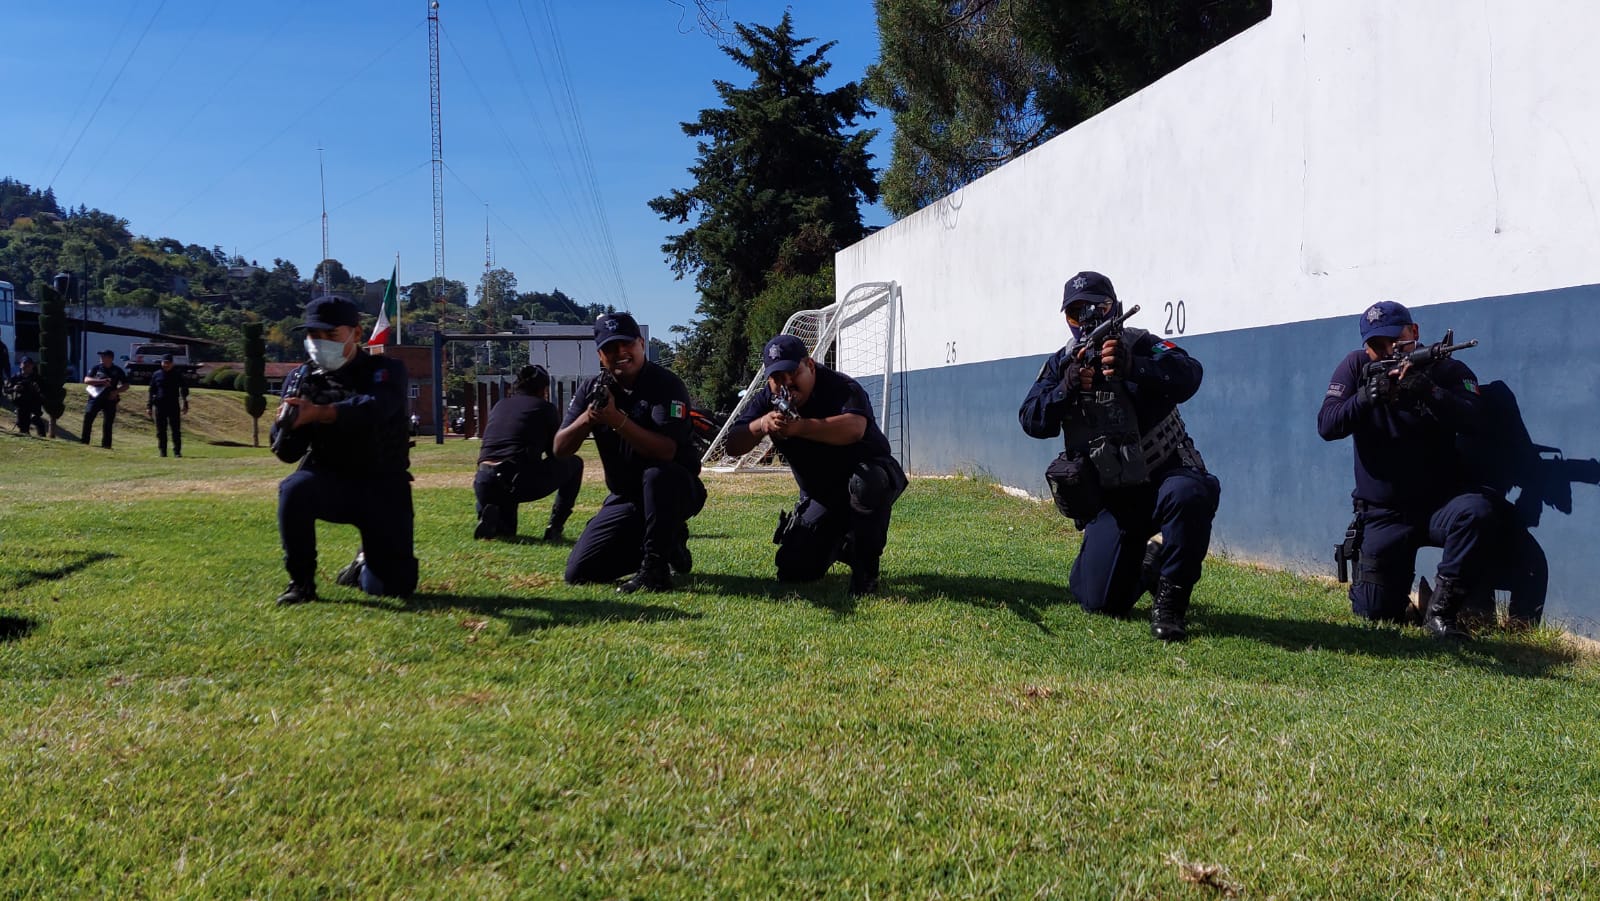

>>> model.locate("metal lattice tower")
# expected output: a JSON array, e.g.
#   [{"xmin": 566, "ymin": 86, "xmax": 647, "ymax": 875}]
[{"xmin": 428, "ymin": 0, "xmax": 445, "ymax": 313}]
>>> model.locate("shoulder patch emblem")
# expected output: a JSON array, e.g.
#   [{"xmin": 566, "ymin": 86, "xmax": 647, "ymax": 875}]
[
  {"xmin": 372, "ymin": 368, "xmax": 389, "ymax": 383},
  {"xmin": 669, "ymin": 400, "xmax": 686, "ymax": 419},
  {"xmin": 1327, "ymin": 382, "xmax": 1346, "ymax": 398},
  {"xmin": 1152, "ymin": 340, "xmax": 1178, "ymax": 356},
  {"xmin": 1463, "ymin": 379, "xmax": 1478, "ymax": 394}
]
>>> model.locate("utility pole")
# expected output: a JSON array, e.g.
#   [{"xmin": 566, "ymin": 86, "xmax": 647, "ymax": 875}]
[
  {"xmin": 428, "ymin": 0, "xmax": 448, "ymax": 437},
  {"xmin": 318, "ymin": 146, "xmax": 330, "ymax": 297}
]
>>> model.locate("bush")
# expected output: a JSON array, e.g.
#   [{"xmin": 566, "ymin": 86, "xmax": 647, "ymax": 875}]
[{"xmin": 205, "ymin": 367, "xmax": 242, "ymax": 390}]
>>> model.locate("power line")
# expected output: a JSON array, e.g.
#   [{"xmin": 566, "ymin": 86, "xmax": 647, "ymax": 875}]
[
  {"xmin": 48, "ymin": 0, "xmax": 173, "ymax": 190},
  {"xmin": 438, "ymin": 24, "xmax": 619, "ymax": 307},
  {"xmin": 153, "ymin": 19, "xmax": 424, "ymax": 231},
  {"xmin": 443, "ymin": 162, "xmax": 564, "ymax": 293},
  {"xmin": 241, "ymin": 160, "xmax": 431, "ymax": 257}
]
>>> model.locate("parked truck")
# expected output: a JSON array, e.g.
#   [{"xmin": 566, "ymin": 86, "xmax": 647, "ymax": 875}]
[{"xmin": 123, "ymin": 342, "xmax": 197, "ymax": 384}]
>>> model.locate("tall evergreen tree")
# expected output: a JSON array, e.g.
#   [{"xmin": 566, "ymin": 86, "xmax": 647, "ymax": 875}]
[
  {"xmin": 37, "ymin": 284, "xmax": 69, "ymax": 433},
  {"xmin": 650, "ymin": 12, "xmax": 879, "ymax": 409},
  {"xmin": 867, "ymin": 0, "xmax": 1270, "ymax": 216},
  {"xmin": 243, "ymin": 322, "xmax": 268, "ymax": 447}
]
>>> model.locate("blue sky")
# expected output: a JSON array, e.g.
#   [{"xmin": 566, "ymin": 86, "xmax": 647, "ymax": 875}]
[{"xmin": 3, "ymin": 0, "xmax": 890, "ymax": 333}]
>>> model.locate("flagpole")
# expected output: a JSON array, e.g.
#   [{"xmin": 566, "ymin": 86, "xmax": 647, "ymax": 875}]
[{"xmin": 394, "ymin": 251, "xmax": 402, "ymax": 346}]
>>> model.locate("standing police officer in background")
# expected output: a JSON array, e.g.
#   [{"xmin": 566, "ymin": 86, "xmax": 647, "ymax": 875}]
[
  {"xmin": 473, "ymin": 363, "xmax": 584, "ymax": 541},
  {"xmin": 555, "ymin": 312, "xmax": 704, "ymax": 593},
  {"xmin": 725, "ymin": 334, "xmax": 907, "ymax": 596},
  {"xmin": 1020, "ymin": 271, "xmax": 1220, "ymax": 641},
  {"xmin": 1318, "ymin": 300, "xmax": 1493, "ymax": 640},
  {"xmin": 146, "ymin": 353, "xmax": 190, "ymax": 457},
  {"xmin": 82, "ymin": 348, "xmax": 129, "ymax": 448},
  {"xmin": 6, "ymin": 356, "xmax": 49, "ymax": 436},
  {"xmin": 271, "ymin": 296, "xmax": 417, "ymax": 605}
]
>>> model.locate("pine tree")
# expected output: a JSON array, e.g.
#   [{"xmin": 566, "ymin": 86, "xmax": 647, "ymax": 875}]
[{"xmin": 650, "ymin": 12, "xmax": 879, "ymax": 409}]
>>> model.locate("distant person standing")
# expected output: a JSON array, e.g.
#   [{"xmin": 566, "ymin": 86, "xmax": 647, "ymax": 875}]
[
  {"xmin": 473, "ymin": 364, "xmax": 584, "ymax": 541},
  {"xmin": 6, "ymin": 356, "xmax": 49, "ymax": 436},
  {"xmin": 82, "ymin": 349, "xmax": 129, "ymax": 448},
  {"xmin": 147, "ymin": 354, "xmax": 190, "ymax": 457}
]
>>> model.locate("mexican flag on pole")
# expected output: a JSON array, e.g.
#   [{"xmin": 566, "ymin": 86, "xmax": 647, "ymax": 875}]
[{"xmin": 370, "ymin": 264, "xmax": 398, "ymax": 346}]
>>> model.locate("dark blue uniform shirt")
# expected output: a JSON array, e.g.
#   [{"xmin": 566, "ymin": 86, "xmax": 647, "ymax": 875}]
[
  {"xmin": 478, "ymin": 394, "xmax": 559, "ymax": 464},
  {"xmin": 563, "ymin": 361, "xmax": 700, "ymax": 498},
  {"xmin": 147, "ymin": 368, "xmax": 189, "ymax": 410},
  {"xmin": 86, "ymin": 363, "xmax": 129, "ymax": 397},
  {"xmin": 1019, "ymin": 329, "xmax": 1203, "ymax": 453},
  {"xmin": 270, "ymin": 352, "xmax": 411, "ymax": 476},
  {"xmin": 1317, "ymin": 348, "xmax": 1482, "ymax": 508},
  {"xmin": 733, "ymin": 364, "xmax": 893, "ymax": 501}
]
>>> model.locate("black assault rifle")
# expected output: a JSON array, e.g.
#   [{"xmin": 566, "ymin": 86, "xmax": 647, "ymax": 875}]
[
  {"xmin": 1071, "ymin": 304, "xmax": 1140, "ymax": 386},
  {"xmin": 1361, "ymin": 329, "xmax": 1478, "ymax": 403},
  {"xmin": 587, "ymin": 370, "xmax": 619, "ymax": 412},
  {"xmin": 772, "ymin": 385, "xmax": 799, "ymax": 420}
]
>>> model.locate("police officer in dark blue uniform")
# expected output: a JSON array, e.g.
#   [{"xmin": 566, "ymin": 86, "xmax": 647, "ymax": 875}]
[
  {"xmin": 270, "ymin": 296, "xmax": 417, "ymax": 605},
  {"xmin": 473, "ymin": 363, "xmax": 584, "ymax": 541},
  {"xmin": 1020, "ymin": 271, "xmax": 1220, "ymax": 641},
  {"xmin": 82, "ymin": 349, "xmax": 129, "ymax": 448},
  {"xmin": 146, "ymin": 353, "xmax": 190, "ymax": 457},
  {"xmin": 555, "ymin": 312, "xmax": 704, "ymax": 593},
  {"xmin": 725, "ymin": 334, "xmax": 908, "ymax": 595},
  {"xmin": 1318, "ymin": 300, "xmax": 1495, "ymax": 639},
  {"xmin": 6, "ymin": 356, "xmax": 49, "ymax": 436}
]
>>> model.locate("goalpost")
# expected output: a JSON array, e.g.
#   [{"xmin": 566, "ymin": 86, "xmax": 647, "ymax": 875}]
[{"xmin": 701, "ymin": 281, "xmax": 907, "ymax": 472}]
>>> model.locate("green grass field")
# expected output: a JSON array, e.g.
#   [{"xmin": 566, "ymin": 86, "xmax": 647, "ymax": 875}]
[{"xmin": 2, "ymin": 390, "xmax": 1597, "ymax": 898}]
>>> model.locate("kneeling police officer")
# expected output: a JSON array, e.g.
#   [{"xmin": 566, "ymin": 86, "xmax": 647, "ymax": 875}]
[
  {"xmin": 555, "ymin": 313, "xmax": 704, "ymax": 593},
  {"xmin": 1019, "ymin": 271, "xmax": 1220, "ymax": 641},
  {"xmin": 725, "ymin": 334, "xmax": 907, "ymax": 595},
  {"xmin": 473, "ymin": 363, "xmax": 584, "ymax": 541},
  {"xmin": 271, "ymin": 296, "xmax": 418, "ymax": 605}
]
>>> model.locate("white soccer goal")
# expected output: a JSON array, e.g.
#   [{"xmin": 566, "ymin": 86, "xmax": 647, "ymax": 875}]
[{"xmin": 701, "ymin": 281, "xmax": 907, "ymax": 472}]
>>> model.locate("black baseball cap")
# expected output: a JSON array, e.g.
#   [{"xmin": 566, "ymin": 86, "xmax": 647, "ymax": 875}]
[
  {"xmin": 298, "ymin": 296, "xmax": 362, "ymax": 331},
  {"xmin": 18, "ymin": 355, "xmax": 33, "ymax": 365},
  {"xmin": 98, "ymin": 348, "xmax": 115, "ymax": 357},
  {"xmin": 593, "ymin": 312, "xmax": 642, "ymax": 348},
  {"xmin": 1061, "ymin": 271, "xmax": 1117, "ymax": 311},
  {"xmin": 761, "ymin": 334, "xmax": 808, "ymax": 377},
  {"xmin": 160, "ymin": 353, "xmax": 175, "ymax": 362}
]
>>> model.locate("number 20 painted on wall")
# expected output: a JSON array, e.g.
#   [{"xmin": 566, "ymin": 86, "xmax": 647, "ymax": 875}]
[{"xmin": 1163, "ymin": 300, "xmax": 1187, "ymax": 336}]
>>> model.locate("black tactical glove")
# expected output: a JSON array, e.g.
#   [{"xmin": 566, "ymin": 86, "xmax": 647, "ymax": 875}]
[
  {"xmin": 1399, "ymin": 367, "xmax": 1436, "ymax": 402},
  {"xmin": 1361, "ymin": 367, "xmax": 1397, "ymax": 406},
  {"xmin": 1060, "ymin": 358, "xmax": 1088, "ymax": 394},
  {"xmin": 1101, "ymin": 338, "xmax": 1131, "ymax": 378}
]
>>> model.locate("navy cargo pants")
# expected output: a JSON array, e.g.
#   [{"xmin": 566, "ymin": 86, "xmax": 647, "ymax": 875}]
[
  {"xmin": 1069, "ymin": 465, "xmax": 1221, "ymax": 616},
  {"xmin": 565, "ymin": 462, "xmax": 706, "ymax": 584},
  {"xmin": 278, "ymin": 468, "xmax": 418, "ymax": 597}
]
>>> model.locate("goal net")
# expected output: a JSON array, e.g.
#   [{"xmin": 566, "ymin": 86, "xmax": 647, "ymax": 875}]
[{"xmin": 701, "ymin": 281, "xmax": 906, "ymax": 472}]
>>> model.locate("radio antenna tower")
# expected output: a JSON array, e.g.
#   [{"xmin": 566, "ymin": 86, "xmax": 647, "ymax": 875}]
[
  {"xmin": 428, "ymin": 0, "xmax": 446, "ymax": 315},
  {"xmin": 318, "ymin": 145, "xmax": 330, "ymax": 296}
]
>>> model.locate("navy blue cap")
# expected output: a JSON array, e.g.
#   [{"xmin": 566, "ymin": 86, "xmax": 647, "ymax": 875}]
[
  {"xmin": 18, "ymin": 355, "xmax": 33, "ymax": 365},
  {"xmin": 761, "ymin": 334, "xmax": 808, "ymax": 377},
  {"xmin": 593, "ymin": 312, "xmax": 642, "ymax": 348},
  {"xmin": 298, "ymin": 296, "xmax": 362, "ymax": 331},
  {"xmin": 1359, "ymin": 301, "xmax": 1414, "ymax": 341},
  {"xmin": 160, "ymin": 353, "xmax": 175, "ymax": 362},
  {"xmin": 98, "ymin": 348, "xmax": 115, "ymax": 357},
  {"xmin": 1061, "ymin": 271, "xmax": 1116, "ymax": 311}
]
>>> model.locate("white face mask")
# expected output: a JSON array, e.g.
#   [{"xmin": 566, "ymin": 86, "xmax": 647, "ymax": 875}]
[{"xmin": 304, "ymin": 336, "xmax": 352, "ymax": 371}]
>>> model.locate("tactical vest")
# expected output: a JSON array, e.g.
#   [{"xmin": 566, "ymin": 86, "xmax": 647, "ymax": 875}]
[{"xmin": 1058, "ymin": 327, "xmax": 1203, "ymax": 487}]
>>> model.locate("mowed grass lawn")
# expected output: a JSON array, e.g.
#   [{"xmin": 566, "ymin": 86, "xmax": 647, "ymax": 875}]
[{"xmin": 2, "ymin": 390, "xmax": 1598, "ymax": 897}]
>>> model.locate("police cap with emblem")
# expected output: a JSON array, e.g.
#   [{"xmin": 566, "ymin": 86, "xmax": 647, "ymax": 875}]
[
  {"xmin": 761, "ymin": 334, "xmax": 808, "ymax": 378},
  {"xmin": 1359, "ymin": 301, "xmax": 1413, "ymax": 341},
  {"xmin": 1061, "ymin": 271, "xmax": 1116, "ymax": 312},
  {"xmin": 297, "ymin": 296, "xmax": 362, "ymax": 331},
  {"xmin": 593, "ymin": 312, "xmax": 642, "ymax": 348}
]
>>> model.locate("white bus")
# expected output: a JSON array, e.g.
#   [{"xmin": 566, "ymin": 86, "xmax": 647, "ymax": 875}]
[{"xmin": 0, "ymin": 280, "xmax": 15, "ymax": 374}]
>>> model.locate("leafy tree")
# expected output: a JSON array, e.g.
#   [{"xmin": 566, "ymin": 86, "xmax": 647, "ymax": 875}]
[
  {"xmin": 243, "ymin": 321, "xmax": 268, "ymax": 446},
  {"xmin": 650, "ymin": 12, "xmax": 878, "ymax": 408},
  {"xmin": 867, "ymin": 0, "xmax": 1269, "ymax": 216},
  {"xmin": 37, "ymin": 284, "xmax": 69, "ymax": 433},
  {"xmin": 475, "ymin": 267, "xmax": 518, "ymax": 312},
  {"xmin": 744, "ymin": 265, "xmax": 835, "ymax": 353}
]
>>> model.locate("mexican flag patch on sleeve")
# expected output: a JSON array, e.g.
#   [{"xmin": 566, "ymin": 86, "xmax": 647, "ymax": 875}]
[{"xmin": 670, "ymin": 400, "xmax": 686, "ymax": 418}]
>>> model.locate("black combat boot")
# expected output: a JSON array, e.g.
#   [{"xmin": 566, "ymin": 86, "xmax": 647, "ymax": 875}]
[
  {"xmin": 1140, "ymin": 536, "xmax": 1165, "ymax": 598},
  {"xmin": 542, "ymin": 508, "xmax": 570, "ymax": 542},
  {"xmin": 1150, "ymin": 579, "xmax": 1192, "ymax": 642},
  {"xmin": 849, "ymin": 558, "xmax": 880, "ymax": 597},
  {"xmin": 475, "ymin": 504, "xmax": 500, "ymax": 540},
  {"xmin": 276, "ymin": 581, "xmax": 318, "ymax": 606},
  {"xmin": 668, "ymin": 526, "xmax": 693, "ymax": 575},
  {"xmin": 335, "ymin": 551, "xmax": 366, "ymax": 587},
  {"xmin": 1423, "ymin": 574, "xmax": 1472, "ymax": 641},
  {"xmin": 618, "ymin": 556, "xmax": 672, "ymax": 594}
]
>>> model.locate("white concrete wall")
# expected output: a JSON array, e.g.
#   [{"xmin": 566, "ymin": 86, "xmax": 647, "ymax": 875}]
[{"xmin": 837, "ymin": 0, "xmax": 1600, "ymax": 369}]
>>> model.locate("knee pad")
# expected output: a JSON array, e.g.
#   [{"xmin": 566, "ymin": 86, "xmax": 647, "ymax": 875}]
[{"xmin": 848, "ymin": 461, "xmax": 900, "ymax": 515}]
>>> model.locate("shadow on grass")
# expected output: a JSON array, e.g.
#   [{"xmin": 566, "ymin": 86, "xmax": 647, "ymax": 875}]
[
  {"xmin": 0, "ymin": 551, "xmax": 116, "ymax": 593},
  {"xmin": 0, "ymin": 615, "xmax": 38, "ymax": 642},
  {"xmin": 685, "ymin": 570, "xmax": 1067, "ymax": 629},
  {"xmin": 1200, "ymin": 609, "xmax": 1583, "ymax": 678},
  {"xmin": 336, "ymin": 591, "xmax": 699, "ymax": 634}
]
